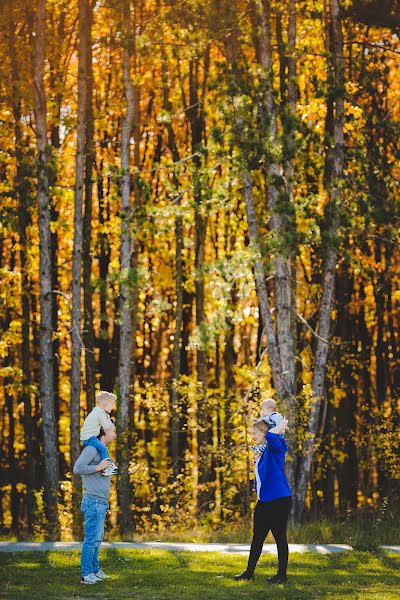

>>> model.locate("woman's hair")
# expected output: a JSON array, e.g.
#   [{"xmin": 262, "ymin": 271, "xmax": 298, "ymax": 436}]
[{"xmin": 252, "ymin": 418, "xmax": 268, "ymax": 434}]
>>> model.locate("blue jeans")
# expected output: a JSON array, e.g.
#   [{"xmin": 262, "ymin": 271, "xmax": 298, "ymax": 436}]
[
  {"xmin": 83, "ymin": 437, "xmax": 110, "ymax": 460},
  {"xmin": 80, "ymin": 495, "xmax": 109, "ymax": 576}
]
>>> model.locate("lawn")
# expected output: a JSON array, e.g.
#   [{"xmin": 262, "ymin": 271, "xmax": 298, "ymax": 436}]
[{"xmin": 1, "ymin": 549, "xmax": 399, "ymax": 600}]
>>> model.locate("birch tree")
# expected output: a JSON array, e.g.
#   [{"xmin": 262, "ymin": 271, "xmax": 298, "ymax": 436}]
[
  {"xmin": 82, "ymin": 1, "xmax": 95, "ymax": 411},
  {"xmin": 294, "ymin": 0, "xmax": 345, "ymax": 520},
  {"xmin": 71, "ymin": 0, "xmax": 90, "ymax": 534},
  {"xmin": 32, "ymin": 0, "xmax": 60, "ymax": 538},
  {"xmin": 117, "ymin": 0, "xmax": 137, "ymax": 534}
]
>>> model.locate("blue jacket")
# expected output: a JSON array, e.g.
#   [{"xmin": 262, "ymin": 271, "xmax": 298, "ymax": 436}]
[{"xmin": 254, "ymin": 432, "xmax": 292, "ymax": 502}]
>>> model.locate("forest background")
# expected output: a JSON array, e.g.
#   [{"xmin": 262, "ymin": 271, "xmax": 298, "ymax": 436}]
[{"xmin": 0, "ymin": 0, "xmax": 399, "ymax": 543}]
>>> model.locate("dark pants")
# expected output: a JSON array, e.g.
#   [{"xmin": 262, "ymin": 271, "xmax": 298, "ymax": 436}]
[{"xmin": 247, "ymin": 496, "xmax": 292, "ymax": 576}]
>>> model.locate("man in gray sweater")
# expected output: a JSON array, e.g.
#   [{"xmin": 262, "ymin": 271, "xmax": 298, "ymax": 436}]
[{"xmin": 73, "ymin": 423, "xmax": 116, "ymax": 584}]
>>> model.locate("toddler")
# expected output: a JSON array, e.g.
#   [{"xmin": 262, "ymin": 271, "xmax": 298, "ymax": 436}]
[
  {"xmin": 260, "ymin": 397, "xmax": 283, "ymax": 430},
  {"xmin": 80, "ymin": 390, "xmax": 118, "ymax": 476}
]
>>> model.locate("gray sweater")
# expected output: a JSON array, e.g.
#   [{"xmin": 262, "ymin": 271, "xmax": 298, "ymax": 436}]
[{"xmin": 73, "ymin": 446, "xmax": 110, "ymax": 502}]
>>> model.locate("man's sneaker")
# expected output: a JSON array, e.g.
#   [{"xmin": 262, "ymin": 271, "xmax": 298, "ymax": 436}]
[
  {"xmin": 102, "ymin": 466, "xmax": 118, "ymax": 476},
  {"xmin": 94, "ymin": 569, "xmax": 111, "ymax": 580},
  {"xmin": 81, "ymin": 573, "xmax": 99, "ymax": 584}
]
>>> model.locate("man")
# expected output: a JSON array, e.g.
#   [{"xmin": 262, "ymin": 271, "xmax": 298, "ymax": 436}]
[{"xmin": 73, "ymin": 423, "xmax": 116, "ymax": 584}]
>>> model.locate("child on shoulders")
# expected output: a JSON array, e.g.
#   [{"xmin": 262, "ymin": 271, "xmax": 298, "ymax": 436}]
[
  {"xmin": 260, "ymin": 397, "xmax": 283, "ymax": 430},
  {"xmin": 80, "ymin": 390, "xmax": 118, "ymax": 476}
]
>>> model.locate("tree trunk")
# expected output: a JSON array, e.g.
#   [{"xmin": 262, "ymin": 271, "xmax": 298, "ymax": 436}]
[
  {"xmin": 222, "ymin": 1, "xmax": 289, "ymax": 405},
  {"xmin": 97, "ymin": 145, "xmax": 113, "ymax": 390},
  {"xmin": 294, "ymin": 0, "xmax": 345, "ymax": 521},
  {"xmin": 251, "ymin": 0, "xmax": 296, "ymax": 407},
  {"xmin": 5, "ymin": 367, "xmax": 19, "ymax": 533},
  {"xmin": 7, "ymin": 0, "xmax": 37, "ymax": 532},
  {"xmin": 19, "ymin": 207, "xmax": 36, "ymax": 532},
  {"xmin": 48, "ymin": 7, "xmax": 66, "ymax": 471},
  {"xmin": 277, "ymin": 0, "xmax": 299, "ymax": 489},
  {"xmin": 335, "ymin": 268, "xmax": 358, "ymax": 511},
  {"xmin": 32, "ymin": 0, "xmax": 60, "ymax": 538},
  {"xmin": 171, "ymin": 214, "xmax": 183, "ymax": 473},
  {"xmin": 160, "ymin": 43, "xmax": 186, "ymax": 476},
  {"xmin": 242, "ymin": 172, "xmax": 287, "ymax": 399},
  {"xmin": 117, "ymin": 0, "xmax": 137, "ymax": 535},
  {"xmin": 71, "ymin": 0, "xmax": 90, "ymax": 536},
  {"xmin": 4, "ymin": 247, "xmax": 19, "ymax": 533},
  {"xmin": 187, "ymin": 53, "xmax": 210, "ymax": 498},
  {"xmin": 82, "ymin": 1, "xmax": 96, "ymax": 411}
]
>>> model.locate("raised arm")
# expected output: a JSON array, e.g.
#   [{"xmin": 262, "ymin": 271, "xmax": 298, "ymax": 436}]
[
  {"xmin": 266, "ymin": 417, "xmax": 289, "ymax": 452},
  {"xmin": 98, "ymin": 410, "xmax": 114, "ymax": 433}
]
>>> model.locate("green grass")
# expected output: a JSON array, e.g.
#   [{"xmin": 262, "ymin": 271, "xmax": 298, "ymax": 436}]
[{"xmin": 1, "ymin": 549, "xmax": 399, "ymax": 599}]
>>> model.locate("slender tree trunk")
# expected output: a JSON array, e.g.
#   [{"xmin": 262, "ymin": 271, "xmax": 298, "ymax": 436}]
[
  {"xmin": 19, "ymin": 208, "xmax": 36, "ymax": 532},
  {"xmin": 222, "ymin": 1, "xmax": 289, "ymax": 405},
  {"xmin": 171, "ymin": 213, "xmax": 184, "ymax": 473},
  {"xmin": 32, "ymin": 0, "xmax": 60, "ymax": 538},
  {"xmin": 4, "ymin": 248, "xmax": 19, "ymax": 533},
  {"xmin": 160, "ymin": 45, "xmax": 185, "ymax": 476},
  {"xmin": 160, "ymin": 40, "xmax": 180, "ymax": 472},
  {"xmin": 5, "ymin": 367, "xmax": 19, "ymax": 533},
  {"xmin": 97, "ymin": 143, "xmax": 113, "ymax": 390},
  {"xmin": 251, "ymin": 0, "xmax": 296, "ymax": 405},
  {"xmin": 50, "ymin": 204, "xmax": 60, "ymax": 449},
  {"xmin": 8, "ymin": 0, "xmax": 36, "ymax": 532},
  {"xmin": 294, "ymin": 0, "xmax": 345, "ymax": 521},
  {"xmin": 30, "ymin": 289, "xmax": 42, "ymax": 488},
  {"xmin": 117, "ymin": 0, "xmax": 136, "ymax": 535},
  {"xmin": 48, "ymin": 7, "xmax": 66, "ymax": 470},
  {"xmin": 82, "ymin": 2, "xmax": 96, "ymax": 411},
  {"xmin": 242, "ymin": 172, "xmax": 287, "ymax": 399},
  {"xmin": 335, "ymin": 269, "xmax": 358, "ymax": 511},
  {"xmin": 187, "ymin": 53, "xmax": 210, "ymax": 499},
  {"xmin": 71, "ymin": 0, "xmax": 90, "ymax": 536},
  {"xmin": 276, "ymin": 0, "xmax": 299, "ymax": 489}
]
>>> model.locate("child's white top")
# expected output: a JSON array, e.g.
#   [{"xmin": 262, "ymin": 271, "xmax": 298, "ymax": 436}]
[
  {"xmin": 80, "ymin": 406, "xmax": 112, "ymax": 441},
  {"xmin": 262, "ymin": 412, "xmax": 283, "ymax": 428}
]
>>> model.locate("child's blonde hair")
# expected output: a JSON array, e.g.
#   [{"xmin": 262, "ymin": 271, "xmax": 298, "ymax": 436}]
[
  {"xmin": 96, "ymin": 390, "xmax": 116, "ymax": 407},
  {"xmin": 252, "ymin": 418, "xmax": 268, "ymax": 434},
  {"xmin": 262, "ymin": 397, "xmax": 276, "ymax": 412}
]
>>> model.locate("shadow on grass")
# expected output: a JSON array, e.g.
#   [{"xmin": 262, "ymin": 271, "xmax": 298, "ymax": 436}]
[{"xmin": 0, "ymin": 549, "xmax": 399, "ymax": 600}]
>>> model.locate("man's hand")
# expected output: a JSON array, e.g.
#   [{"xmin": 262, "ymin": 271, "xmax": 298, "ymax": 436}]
[{"xmin": 96, "ymin": 459, "xmax": 111, "ymax": 472}]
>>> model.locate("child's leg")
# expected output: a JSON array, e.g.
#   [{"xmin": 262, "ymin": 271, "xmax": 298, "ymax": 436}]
[{"xmin": 83, "ymin": 437, "xmax": 110, "ymax": 461}]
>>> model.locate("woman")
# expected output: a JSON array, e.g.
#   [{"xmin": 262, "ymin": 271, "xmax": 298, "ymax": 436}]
[{"xmin": 235, "ymin": 417, "xmax": 291, "ymax": 584}]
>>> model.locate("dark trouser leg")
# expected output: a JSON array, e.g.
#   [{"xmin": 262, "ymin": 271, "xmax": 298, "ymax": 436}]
[
  {"xmin": 270, "ymin": 497, "xmax": 292, "ymax": 576},
  {"xmin": 246, "ymin": 502, "xmax": 270, "ymax": 573}
]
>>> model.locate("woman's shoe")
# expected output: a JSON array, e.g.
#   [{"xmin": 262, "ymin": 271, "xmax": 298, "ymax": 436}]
[
  {"xmin": 267, "ymin": 573, "xmax": 287, "ymax": 584},
  {"xmin": 234, "ymin": 570, "xmax": 254, "ymax": 581}
]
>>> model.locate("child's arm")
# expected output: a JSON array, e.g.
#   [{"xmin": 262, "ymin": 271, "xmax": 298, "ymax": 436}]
[{"xmin": 98, "ymin": 409, "xmax": 113, "ymax": 433}]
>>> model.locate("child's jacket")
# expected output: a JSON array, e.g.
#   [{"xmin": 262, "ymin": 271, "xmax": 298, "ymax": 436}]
[{"xmin": 254, "ymin": 432, "xmax": 292, "ymax": 502}]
